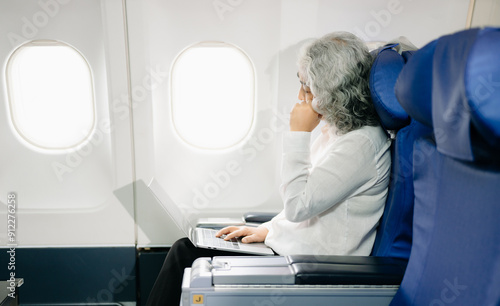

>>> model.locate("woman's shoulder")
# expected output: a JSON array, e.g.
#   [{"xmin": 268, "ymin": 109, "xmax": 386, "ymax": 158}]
[{"xmin": 337, "ymin": 125, "xmax": 389, "ymax": 152}]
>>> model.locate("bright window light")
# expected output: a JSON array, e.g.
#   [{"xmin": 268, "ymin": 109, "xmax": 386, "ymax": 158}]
[
  {"xmin": 171, "ymin": 42, "xmax": 255, "ymax": 149},
  {"xmin": 6, "ymin": 40, "xmax": 95, "ymax": 150}
]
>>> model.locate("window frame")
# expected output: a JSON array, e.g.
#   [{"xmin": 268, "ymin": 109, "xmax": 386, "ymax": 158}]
[
  {"xmin": 5, "ymin": 39, "xmax": 96, "ymax": 151},
  {"xmin": 170, "ymin": 41, "xmax": 256, "ymax": 150}
]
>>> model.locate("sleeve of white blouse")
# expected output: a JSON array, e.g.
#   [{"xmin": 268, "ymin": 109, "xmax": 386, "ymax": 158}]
[
  {"xmin": 259, "ymin": 220, "xmax": 272, "ymax": 231},
  {"xmin": 280, "ymin": 130, "xmax": 377, "ymax": 223}
]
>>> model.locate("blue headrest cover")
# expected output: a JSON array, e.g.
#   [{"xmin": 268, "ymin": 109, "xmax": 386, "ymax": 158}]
[
  {"xmin": 394, "ymin": 40, "xmax": 436, "ymax": 127},
  {"xmin": 369, "ymin": 44, "xmax": 411, "ymax": 130},
  {"xmin": 396, "ymin": 27, "xmax": 500, "ymax": 161},
  {"xmin": 465, "ymin": 28, "xmax": 500, "ymax": 149}
]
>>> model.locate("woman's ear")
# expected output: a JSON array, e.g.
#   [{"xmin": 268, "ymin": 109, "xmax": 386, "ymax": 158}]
[{"xmin": 311, "ymin": 98, "xmax": 323, "ymax": 115}]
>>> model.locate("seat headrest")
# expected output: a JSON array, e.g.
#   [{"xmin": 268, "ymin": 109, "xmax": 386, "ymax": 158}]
[
  {"xmin": 465, "ymin": 28, "xmax": 500, "ymax": 149},
  {"xmin": 369, "ymin": 44, "xmax": 413, "ymax": 131},
  {"xmin": 395, "ymin": 27, "xmax": 500, "ymax": 161},
  {"xmin": 394, "ymin": 40, "xmax": 437, "ymax": 127}
]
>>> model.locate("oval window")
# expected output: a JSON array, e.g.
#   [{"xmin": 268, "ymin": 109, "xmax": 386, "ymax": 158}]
[
  {"xmin": 171, "ymin": 42, "xmax": 255, "ymax": 149},
  {"xmin": 6, "ymin": 40, "xmax": 95, "ymax": 150}
]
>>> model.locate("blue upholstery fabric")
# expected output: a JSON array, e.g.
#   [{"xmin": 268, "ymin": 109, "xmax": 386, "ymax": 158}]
[
  {"xmin": 466, "ymin": 28, "xmax": 500, "ymax": 149},
  {"xmin": 396, "ymin": 27, "xmax": 500, "ymax": 160},
  {"xmin": 370, "ymin": 44, "xmax": 411, "ymax": 131},
  {"xmin": 390, "ymin": 27, "xmax": 500, "ymax": 305},
  {"xmin": 391, "ymin": 138, "xmax": 500, "ymax": 305},
  {"xmin": 394, "ymin": 39, "xmax": 437, "ymax": 128},
  {"xmin": 369, "ymin": 45, "xmax": 431, "ymax": 260},
  {"xmin": 372, "ymin": 120, "xmax": 431, "ymax": 259},
  {"xmin": 432, "ymin": 28, "xmax": 480, "ymax": 161},
  {"xmin": 391, "ymin": 138, "xmax": 441, "ymax": 305}
]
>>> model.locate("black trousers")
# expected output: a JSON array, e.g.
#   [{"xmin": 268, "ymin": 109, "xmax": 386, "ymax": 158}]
[{"xmin": 145, "ymin": 237, "xmax": 249, "ymax": 306}]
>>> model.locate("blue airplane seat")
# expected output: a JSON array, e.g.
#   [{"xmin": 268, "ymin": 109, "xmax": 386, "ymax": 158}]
[
  {"xmin": 369, "ymin": 43, "xmax": 432, "ymax": 260},
  {"xmin": 390, "ymin": 27, "xmax": 500, "ymax": 305}
]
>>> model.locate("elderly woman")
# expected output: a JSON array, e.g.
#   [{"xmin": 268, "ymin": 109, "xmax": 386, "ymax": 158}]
[{"xmin": 147, "ymin": 31, "xmax": 391, "ymax": 305}]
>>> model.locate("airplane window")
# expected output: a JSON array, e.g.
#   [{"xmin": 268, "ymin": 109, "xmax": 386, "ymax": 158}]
[
  {"xmin": 171, "ymin": 42, "xmax": 255, "ymax": 149},
  {"xmin": 6, "ymin": 40, "xmax": 95, "ymax": 150}
]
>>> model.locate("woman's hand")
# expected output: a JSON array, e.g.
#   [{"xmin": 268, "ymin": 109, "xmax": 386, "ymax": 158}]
[
  {"xmin": 290, "ymin": 100, "xmax": 322, "ymax": 132},
  {"xmin": 215, "ymin": 226, "xmax": 269, "ymax": 244}
]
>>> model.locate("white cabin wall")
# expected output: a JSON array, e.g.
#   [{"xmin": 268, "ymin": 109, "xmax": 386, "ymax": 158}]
[
  {"xmin": 0, "ymin": 0, "xmax": 135, "ymax": 246},
  {"xmin": 126, "ymin": 0, "xmax": 284, "ymax": 246},
  {"xmin": 471, "ymin": 0, "xmax": 500, "ymax": 27}
]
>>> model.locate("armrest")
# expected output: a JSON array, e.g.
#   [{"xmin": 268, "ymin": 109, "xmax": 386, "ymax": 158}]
[
  {"xmin": 243, "ymin": 212, "xmax": 278, "ymax": 223},
  {"xmin": 287, "ymin": 255, "xmax": 407, "ymax": 285},
  {"xmin": 206, "ymin": 255, "xmax": 407, "ymax": 286}
]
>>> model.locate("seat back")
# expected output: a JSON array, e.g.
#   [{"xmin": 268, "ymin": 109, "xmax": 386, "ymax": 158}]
[
  {"xmin": 390, "ymin": 27, "xmax": 500, "ymax": 305},
  {"xmin": 369, "ymin": 44, "xmax": 431, "ymax": 260}
]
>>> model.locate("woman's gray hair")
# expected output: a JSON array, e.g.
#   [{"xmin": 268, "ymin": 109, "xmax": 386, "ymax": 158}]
[{"xmin": 297, "ymin": 32, "xmax": 379, "ymax": 134}]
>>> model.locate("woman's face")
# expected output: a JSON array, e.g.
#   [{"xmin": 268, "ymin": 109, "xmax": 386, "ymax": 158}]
[
  {"xmin": 297, "ymin": 73, "xmax": 314, "ymax": 102},
  {"xmin": 298, "ymin": 72, "xmax": 323, "ymax": 116}
]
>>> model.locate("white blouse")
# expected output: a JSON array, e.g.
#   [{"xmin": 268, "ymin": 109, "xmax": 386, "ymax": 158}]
[{"xmin": 261, "ymin": 124, "xmax": 391, "ymax": 256}]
